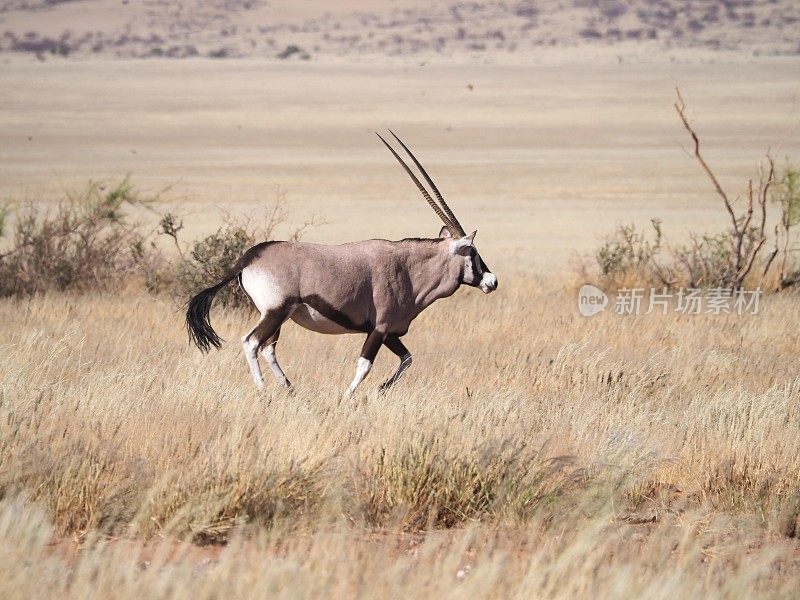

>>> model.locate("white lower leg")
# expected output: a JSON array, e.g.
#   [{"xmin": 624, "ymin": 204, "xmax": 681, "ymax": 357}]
[
  {"xmin": 262, "ymin": 343, "xmax": 291, "ymax": 388},
  {"xmin": 345, "ymin": 357, "xmax": 372, "ymax": 397},
  {"xmin": 382, "ymin": 353, "xmax": 412, "ymax": 389},
  {"xmin": 242, "ymin": 336, "xmax": 264, "ymax": 388}
]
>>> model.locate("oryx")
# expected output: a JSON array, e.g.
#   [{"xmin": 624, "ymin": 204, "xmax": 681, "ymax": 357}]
[{"xmin": 186, "ymin": 131, "xmax": 497, "ymax": 396}]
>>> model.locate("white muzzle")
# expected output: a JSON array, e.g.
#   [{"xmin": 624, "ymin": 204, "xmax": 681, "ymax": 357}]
[{"xmin": 479, "ymin": 272, "xmax": 498, "ymax": 293}]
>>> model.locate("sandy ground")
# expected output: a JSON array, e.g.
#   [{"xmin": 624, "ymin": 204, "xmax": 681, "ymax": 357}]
[{"xmin": 1, "ymin": 57, "xmax": 798, "ymax": 273}]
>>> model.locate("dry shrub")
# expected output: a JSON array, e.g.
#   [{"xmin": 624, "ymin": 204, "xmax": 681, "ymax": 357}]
[
  {"xmin": 587, "ymin": 219, "xmax": 666, "ymax": 290},
  {"xmin": 595, "ymin": 219, "xmax": 663, "ymax": 280},
  {"xmin": 0, "ymin": 177, "xmax": 151, "ymax": 297},
  {"xmin": 169, "ymin": 218, "xmax": 255, "ymax": 308},
  {"xmin": 584, "ymin": 219, "xmax": 767, "ymax": 291},
  {"xmin": 0, "ymin": 180, "xmax": 323, "ymax": 305},
  {"xmin": 671, "ymin": 230, "xmax": 739, "ymax": 288},
  {"xmin": 163, "ymin": 194, "xmax": 324, "ymax": 308}
]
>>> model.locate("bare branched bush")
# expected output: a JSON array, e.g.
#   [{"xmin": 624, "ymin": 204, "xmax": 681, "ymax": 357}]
[
  {"xmin": 674, "ymin": 89, "xmax": 774, "ymax": 290},
  {"xmin": 581, "ymin": 91, "xmax": 793, "ymax": 292}
]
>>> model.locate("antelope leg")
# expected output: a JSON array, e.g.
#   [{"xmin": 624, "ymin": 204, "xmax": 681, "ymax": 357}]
[
  {"xmin": 380, "ymin": 335, "xmax": 412, "ymax": 391},
  {"xmin": 242, "ymin": 307, "xmax": 291, "ymax": 389},
  {"xmin": 345, "ymin": 330, "xmax": 385, "ymax": 397},
  {"xmin": 262, "ymin": 341, "xmax": 291, "ymax": 388}
]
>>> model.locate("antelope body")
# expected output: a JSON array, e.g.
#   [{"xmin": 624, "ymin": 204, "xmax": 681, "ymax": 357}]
[{"xmin": 186, "ymin": 132, "xmax": 497, "ymax": 396}]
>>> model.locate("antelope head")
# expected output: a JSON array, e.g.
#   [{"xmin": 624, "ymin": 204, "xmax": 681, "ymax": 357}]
[{"xmin": 377, "ymin": 131, "xmax": 498, "ymax": 294}]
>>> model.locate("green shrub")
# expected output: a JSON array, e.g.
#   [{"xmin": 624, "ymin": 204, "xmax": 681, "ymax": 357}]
[{"xmin": 767, "ymin": 161, "xmax": 800, "ymax": 287}]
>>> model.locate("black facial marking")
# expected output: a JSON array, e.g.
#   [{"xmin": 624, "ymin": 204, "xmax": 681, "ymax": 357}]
[
  {"xmin": 471, "ymin": 250, "xmax": 483, "ymax": 282},
  {"xmin": 479, "ymin": 257, "xmax": 490, "ymax": 278},
  {"xmin": 460, "ymin": 248, "xmax": 484, "ymax": 287}
]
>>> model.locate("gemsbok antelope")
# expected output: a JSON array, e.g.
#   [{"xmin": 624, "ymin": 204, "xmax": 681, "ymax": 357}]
[{"xmin": 186, "ymin": 131, "xmax": 498, "ymax": 395}]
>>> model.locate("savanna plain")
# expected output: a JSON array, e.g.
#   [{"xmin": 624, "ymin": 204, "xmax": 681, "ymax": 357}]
[{"xmin": 3, "ymin": 4, "xmax": 800, "ymax": 597}]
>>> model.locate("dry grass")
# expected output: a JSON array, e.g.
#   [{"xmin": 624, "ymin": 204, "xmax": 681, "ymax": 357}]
[{"xmin": 1, "ymin": 278, "xmax": 800, "ymax": 597}]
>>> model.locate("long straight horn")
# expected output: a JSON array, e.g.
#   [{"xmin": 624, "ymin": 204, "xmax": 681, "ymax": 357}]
[
  {"xmin": 376, "ymin": 132, "xmax": 457, "ymax": 234},
  {"xmin": 388, "ymin": 130, "xmax": 467, "ymax": 237}
]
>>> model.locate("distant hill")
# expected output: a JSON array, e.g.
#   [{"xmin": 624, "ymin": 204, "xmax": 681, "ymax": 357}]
[{"xmin": 1, "ymin": 0, "xmax": 798, "ymax": 61}]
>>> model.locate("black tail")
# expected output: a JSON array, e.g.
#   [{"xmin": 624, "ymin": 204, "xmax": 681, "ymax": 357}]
[{"xmin": 186, "ymin": 270, "xmax": 241, "ymax": 353}]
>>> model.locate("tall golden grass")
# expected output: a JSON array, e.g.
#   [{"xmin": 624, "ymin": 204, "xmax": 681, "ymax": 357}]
[{"xmin": 1, "ymin": 279, "xmax": 799, "ymax": 597}]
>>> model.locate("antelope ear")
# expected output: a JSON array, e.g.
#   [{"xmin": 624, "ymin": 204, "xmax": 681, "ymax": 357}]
[
  {"xmin": 438, "ymin": 226, "xmax": 452, "ymax": 239},
  {"xmin": 450, "ymin": 230, "xmax": 477, "ymax": 255}
]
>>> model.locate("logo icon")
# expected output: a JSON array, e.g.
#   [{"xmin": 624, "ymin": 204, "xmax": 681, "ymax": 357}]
[{"xmin": 578, "ymin": 284, "xmax": 608, "ymax": 317}]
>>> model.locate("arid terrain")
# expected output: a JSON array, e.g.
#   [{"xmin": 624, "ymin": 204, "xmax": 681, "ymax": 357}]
[
  {"xmin": 2, "ymin": 0, "xmax": 799, "ymax": 61},
  {"xmin": 2, "ymin": 58, "xmax": 799, "ymax": 272},
  {"xmin": 1, "ymin": 1, "xmax": 800, "ymax": 598}
]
